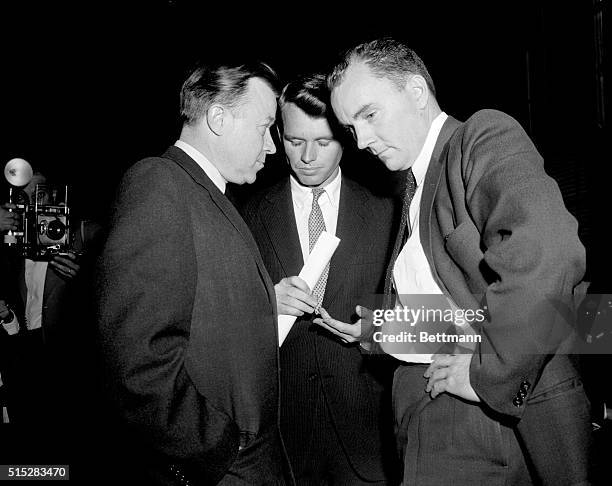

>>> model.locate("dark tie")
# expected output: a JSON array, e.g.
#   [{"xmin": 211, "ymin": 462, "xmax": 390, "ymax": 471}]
[
  {"xmin": 383, "ymin": 168, "xmax": 417, "ymax": 300},
  {"xmin": 309, "ymin": 188, "xmax": 329, "ymax": 307}
]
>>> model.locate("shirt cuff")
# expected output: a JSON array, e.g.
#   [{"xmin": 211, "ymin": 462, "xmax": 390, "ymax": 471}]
[{"xmin": 1, "ymin": 313, "xmax": 19, "ymax": 335}]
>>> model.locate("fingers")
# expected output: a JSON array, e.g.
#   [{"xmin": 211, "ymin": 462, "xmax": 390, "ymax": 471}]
[
  {"xmin": 428, "ymin": 378, "xmax": 450, "ymax": 399},
  {"xmin": 0, "ymin": 299, "xmax": 9, "ymax": 317},
  {"xmin": 0, "ymin": 209, "xmax": 19, "ymax": 231},
  {"xmin": 425, "ymin": 367, "xmax": 449, "ymax": 393},
  {"xmin": 312, "ymin": 318, "xmax": 351, "ymax": 343},
  {"xmin": 356, "ymin": 305, "xmax": 373, "ymax": 319},
  {"xmin": 277, "ymin": 295, "xmax": 313, "ymax": 316},
  {"xmin": 282, "ymin": 276, "xmax": 311, "ymax": 294},
  {"xmin": 313, "ymin": 307, "xmax": 361, "ymax": 343},
  {"xmin": 424, "ymin": 354, "xmax": 455, "ymax": 378},
  {"xmin": 319, "ymin": 308, "xmax": 360, "ymax": 337},
  {"xmin": 59, "ymin": 251, "xmax": 78, "ymax": 262},
  {"xmin": 52, "ymin": 256, "xmax": 80, "ymax": 271},
  {"xmin": 275, "ymin": 277, "xmax": 317, "ymax": 316},
  {"xmin": 423, "ymin": 354, "xmax": 480, "ymax": 402},
  {"xmin": 49, "ymin": 258, "xmax": 80, "ymax": 279}
]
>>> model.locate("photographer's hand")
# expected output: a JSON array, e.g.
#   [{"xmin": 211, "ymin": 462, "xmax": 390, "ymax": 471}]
[
  {"xmin": 50, "ymin": 252, "xmax": 81, "ymax": 280},
  {"xmin": 0, "ymin": 299, "xmax": 19, "ymax": 335},
  {"xmin": 0, "ymin": 300, "xmax": 12, "ymax": 321},
  {"xmin": 0, "ymin": 204, "xmax": 18, "ymax": 232}
]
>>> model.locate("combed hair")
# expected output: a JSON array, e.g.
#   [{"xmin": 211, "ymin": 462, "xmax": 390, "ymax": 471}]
[
  {"xmin": 279, "ymin": 73, "xmax": 330, "ymax": 117},
  {"xmin": 180, "ymin": 60, "xmax": 280, "ymax": 125},
  {"xmin": 327, "ymin": 37, "xmax": 436, "ymax": 97},
  {"xmin": 278, "ymin": 73, "xmax": 343, "ymax": 140}
]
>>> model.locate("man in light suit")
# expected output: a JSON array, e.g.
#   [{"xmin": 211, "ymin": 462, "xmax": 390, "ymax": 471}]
[
  {"xmin": 243, "ymin": 74, "xmax": 399, "ymax": 484},
  {"xmin": 322, "ymin": 38, "xmax": 592, "ymax": 485},
  {"xmin": 95, "ymin": 59, "xmax": 291, "ymax": 485}
]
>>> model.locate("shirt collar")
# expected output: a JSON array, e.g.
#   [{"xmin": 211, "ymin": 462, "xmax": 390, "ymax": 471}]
[
  {"xmin": 290, "ymin": 167, "xmax": 342, "ymax": 210},
  {"xmin": 174, "ymin": 140, "xmax": 227, "ymax": 194},
  {"xmin": 410, "ymin": 112, "xmax": 448, "ymax": 187}
]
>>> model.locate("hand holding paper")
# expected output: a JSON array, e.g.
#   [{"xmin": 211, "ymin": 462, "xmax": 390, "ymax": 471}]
[
  {"xmin": 274, "ymin": 276, "xmax": 318, "ymax": 317},
  {"xmin": 277, "ymin": 231, "xmax": 340, "ymax": 346}
]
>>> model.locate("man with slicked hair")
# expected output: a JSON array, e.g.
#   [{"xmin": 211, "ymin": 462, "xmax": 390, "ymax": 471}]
[
  {"xmin": 95, "ymin": 59, "xmax": 291, "ymax": 485},
  {"xmin": 244, "ymin": 73, "xmax": 399, "ymax": 485},
  {"xmin": 323, "ymin": 38, "xmax": 592, "ymax": 485}
]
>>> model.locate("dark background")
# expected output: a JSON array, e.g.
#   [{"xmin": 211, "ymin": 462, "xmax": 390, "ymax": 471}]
[
  {"xmin": 0, "ymin": 0, "xmax": 610, "ymax": 481},
  {"xmin": 1, "ymin": 0, "xmax": 609, "ymax": 286}
]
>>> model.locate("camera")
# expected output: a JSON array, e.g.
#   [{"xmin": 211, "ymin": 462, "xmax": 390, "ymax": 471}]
[{"xmin": 3, "ymin": 159, "xmax": 73, "ymax": 260}]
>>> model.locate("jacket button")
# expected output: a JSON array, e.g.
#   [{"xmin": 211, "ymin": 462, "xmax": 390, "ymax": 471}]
[
  {"xmin": 513, "ymin": 396, "xmax": 523, "ymax": 407},
  {"xmin": 520, "ymin": 380, "xmax": 531, "ymax": 392},
  {"xmin": 308, "ymin": 373, "xmax": 318, "ymax": 381}
]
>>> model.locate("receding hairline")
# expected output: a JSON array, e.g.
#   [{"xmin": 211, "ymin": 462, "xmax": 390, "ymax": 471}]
[
  {"xmin": 213, "ymin": 76, "xmax": 278, "ymax": 120},
  {"xmin": 180, "ymin": 60, "xmax": 280, "ymax": 125},
  {"xmin": 329, "ymin": 58, "xmax": 403, "ymax": 91},
  {"xmin": 327, "ymin": 40, "xmax": 437, "ymax": 98}
]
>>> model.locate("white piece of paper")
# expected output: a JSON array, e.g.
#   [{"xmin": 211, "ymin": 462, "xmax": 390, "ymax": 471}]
[{"xmin": 278, "ymin": 231, "xmax": 340, "ymax": 346}]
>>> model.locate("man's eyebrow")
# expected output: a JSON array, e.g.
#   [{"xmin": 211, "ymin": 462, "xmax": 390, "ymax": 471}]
[{"xmin": 352, "ymin": 103, "xmax": 376, "ymax": 120}]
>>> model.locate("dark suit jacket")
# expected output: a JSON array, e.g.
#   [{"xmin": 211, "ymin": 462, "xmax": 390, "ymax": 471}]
[
  {"xmin": 0, "ymin": 243, "xmax": 80, "ymax": 341},
  {"xmin": 95, "ymin": 146, "xmax": 288, "ymax": 485},
  {"xmin": 404, "ymin": 109, "xmax": 590, "ymax": 484},
  {"xmin": 0, "ymin": 229, "xmax": 96, "ymax": 465},
  {"xmin": 243, "ymin": 176, "xmax": 399, "ymax": 481}
]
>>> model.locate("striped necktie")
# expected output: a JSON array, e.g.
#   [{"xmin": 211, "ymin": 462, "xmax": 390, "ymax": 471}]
[{"xmin": 309, "ymin": 187, "xmax": 329, "ymax": 307}]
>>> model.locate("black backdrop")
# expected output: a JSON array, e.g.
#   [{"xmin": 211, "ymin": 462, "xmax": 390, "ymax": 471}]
[
  {"xmin": 1, "ymin": 0, "xmax": 611, "ymax": 479},
  {"xmin": 1, "ymin": 0, "xmax": 609, "ymax": 282}
]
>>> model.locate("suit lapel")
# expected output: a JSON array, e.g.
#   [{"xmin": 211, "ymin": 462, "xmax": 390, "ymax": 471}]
[
  {"xmin": 419, "ymin": 116, "xmax": 462, "ymax": 290},
  {"xmin": 259, "ymin": 176, "xmax": 367, "ymax": 308},
  {"xmin": 261, "ymin": 180, "xmax": 303, "ymax": 279},
  {"xmin": 163, "ymin": 146, "xmax": 276, "ymax": 305},
  {"xmin": 323, "ymin": 177, "xmax": 368, "ymax": 306}
]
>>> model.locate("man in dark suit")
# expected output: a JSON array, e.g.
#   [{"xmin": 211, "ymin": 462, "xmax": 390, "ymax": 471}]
[
  {"xmin": 95, "ymin": 60, "xmax": 290, "ymax": 485},
  {"xmin": 243, "ymin": 74, "xmax": 399, "ymax": 485},
  {"xmin": 0, "ymin": 171, "xmax": 88, "ymax": 463},
  {"xmin": 323, "ymin": 38, "xmax": 592, "ymax": 485}
]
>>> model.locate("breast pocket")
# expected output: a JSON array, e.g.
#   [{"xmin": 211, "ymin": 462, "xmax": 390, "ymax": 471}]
[{"xmin": 444, "ymin": 221, "xmax": 483, "ymax": 277}]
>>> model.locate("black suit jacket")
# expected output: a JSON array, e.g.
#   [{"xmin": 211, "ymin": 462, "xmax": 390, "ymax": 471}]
[
  {"xmin": 0, "ymin": 238, "xmax": 84, "ymax": 343},
  {"xmin": 243, "ymin": 175, "xmax": 399, "ymax": 481},
  {"xmin": 95, "ymin": 146, "xmax": 288, "ymax": 485}
]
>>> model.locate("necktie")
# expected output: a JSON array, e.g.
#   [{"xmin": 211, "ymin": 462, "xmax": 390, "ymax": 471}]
[
  {"xmin": 309, "ymin": 188, "xmax": 328, "ymax": 308},
  {"xmin": 383, "ymin": 168, "xmax": 417, "ymax": 300}
]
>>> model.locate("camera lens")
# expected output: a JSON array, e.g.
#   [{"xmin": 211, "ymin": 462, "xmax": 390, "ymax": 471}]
[{"xmin": 47, "ymin": 219, "xmax": 66, "ymax": 241}]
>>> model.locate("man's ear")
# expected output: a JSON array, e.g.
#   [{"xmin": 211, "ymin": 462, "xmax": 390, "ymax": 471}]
[
  {"xmin": 405, "ymin": 75, "xmax": 429, "ymax": 110},
  {"xmin": 206, "ymin": 104, "xmax": 232, "ymax": 136}
]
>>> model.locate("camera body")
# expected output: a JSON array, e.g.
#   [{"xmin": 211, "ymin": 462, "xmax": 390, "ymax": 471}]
[{"xmin": 5, "ymin": 184, "xmax": 72, "ymax": 260}]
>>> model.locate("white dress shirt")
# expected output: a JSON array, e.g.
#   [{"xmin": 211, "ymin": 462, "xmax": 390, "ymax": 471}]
[
  {"xmin": 1, "ymin": 259, "xmax": 48, "ymax": 333},
  {"xmin": 24, "ymin": 259, "xmax": 48, "ymax": 331},
  {"xmin": 389, "ymin": 112, "xmax": 452, "ymax": 363},
  {"xmin": 290, "ymin": 168, "xmax": 342, "ymax": 262},
  {"xmin": 174, "ymin": 140, "xmax": 227, "ymax": 194}
]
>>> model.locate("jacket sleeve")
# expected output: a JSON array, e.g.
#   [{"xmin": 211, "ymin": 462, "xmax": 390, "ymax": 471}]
[
  {"xmin": 456, "ymin": 111, "xmax": 586, "ymax": 419},
  {"xmin": 95, "ymin": 159, "xmax": 239, "ymax": 484}
]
